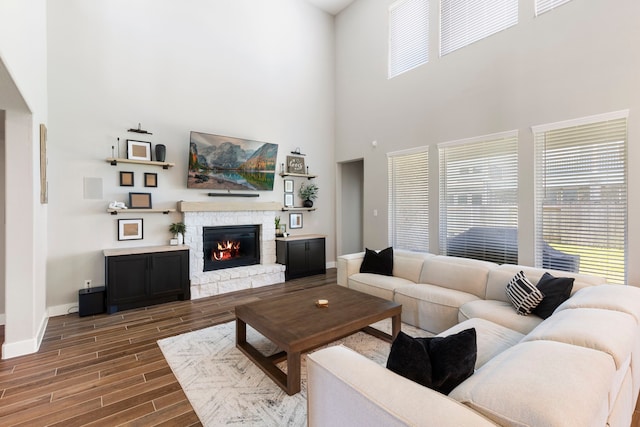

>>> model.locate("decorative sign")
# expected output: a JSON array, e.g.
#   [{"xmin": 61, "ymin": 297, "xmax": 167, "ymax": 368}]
[{"xmin": 286, "ymin": 156, "xmax": 305, "ymax": 174}]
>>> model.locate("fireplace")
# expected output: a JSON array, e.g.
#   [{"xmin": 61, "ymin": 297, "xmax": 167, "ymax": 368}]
[{"xmin": 203, "ymin": 225, "xmax": 260, "ymax": 272}]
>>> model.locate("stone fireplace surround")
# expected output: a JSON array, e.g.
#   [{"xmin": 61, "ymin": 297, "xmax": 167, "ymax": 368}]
[{"xmin": 179, "ymin": 201, "xmax": 285, "ymax": 299}]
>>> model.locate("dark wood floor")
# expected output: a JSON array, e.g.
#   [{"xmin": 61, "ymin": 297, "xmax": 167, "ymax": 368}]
[
  {"xmin": 0, "ymin": 269, "xmax": 638, "ymax": 426},
  {"xmin": 0, "ymin": 271, "xmax": 335, "ymax": 426}
]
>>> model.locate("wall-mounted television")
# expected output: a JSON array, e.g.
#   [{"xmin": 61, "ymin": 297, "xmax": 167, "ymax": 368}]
[{"xmin": 188, "ymin": 131, "xmax": 279, "ymax": 191}]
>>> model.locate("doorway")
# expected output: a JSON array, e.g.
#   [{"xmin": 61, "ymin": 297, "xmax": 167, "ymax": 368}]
[{"xmin": 338, "ymin": 159, "xmax": 364, "ymax": 255}]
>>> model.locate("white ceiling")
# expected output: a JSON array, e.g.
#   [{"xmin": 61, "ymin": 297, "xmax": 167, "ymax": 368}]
[{"xmin": 306, "ymin": 0, "xmax": 355, "ymax": 15}]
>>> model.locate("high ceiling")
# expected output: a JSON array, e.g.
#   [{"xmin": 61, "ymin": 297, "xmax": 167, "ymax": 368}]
[{"xmin": 306, "ymin": 0, "xmax": 355, "ymax": 15}]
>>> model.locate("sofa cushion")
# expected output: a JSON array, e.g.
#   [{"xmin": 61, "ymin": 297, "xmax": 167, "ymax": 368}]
[
  {"xmin": 419, "ymin": 256, "xmax": 495, "ymax": 298},
  {"xmin": 394, "ymin": 284, "xmax": 480, "ymax": 334},
  {"xmin": 532, "ymin": 272, "xmax": 574, "ymax": 319},
  {"xmin": 360, "ymin": 247, "xmax": 393, "ymax": 276},
  {"xmin": 522, "ymin": 308, "xmax": 637, "ymax": 369},
  {"xmin": 386, "ymin": 329, "xmax": 477, "ymax": 394},
  {"xmin": 485, "ymin": 264, "xmax": 606, "ymax": 303},
  {"xmin": 458, "ymin": 299, "xmax": 543, "ymax": 334},
  {"xmin": 348, "ymin": 273, "xmax": 414, "ymax": 301},
  {"xmin": 505, "ymin": 271, "xmax": 544, "ymax": 315},
  {"xmin": 555, "ymin": 284, "xmax": 640, "ymax": 324},
  {"xmin": 450, "ymin": 341, "xmax": 615, "ymax": 427},
  {"xmin": 392, "ymin": 253, "xmax": 426, "ymax": 283},
  {"xmin": 439, "ymin": 318, "xmax": 524, "ymax": 370}
]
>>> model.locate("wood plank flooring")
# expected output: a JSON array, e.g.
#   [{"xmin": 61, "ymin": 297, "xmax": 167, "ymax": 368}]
[
  {"xmin": 0, "ymin": 271, "xmax": 335, "ymax": 426},
  {"xmin": 0, "ymin": 269, "xmax": 638, "ymax": 426}
]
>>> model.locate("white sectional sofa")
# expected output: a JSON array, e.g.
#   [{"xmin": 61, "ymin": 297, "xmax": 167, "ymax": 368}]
[{"xmin": 307, "ymin": 249, "xmax": 640, "ymax": 426}]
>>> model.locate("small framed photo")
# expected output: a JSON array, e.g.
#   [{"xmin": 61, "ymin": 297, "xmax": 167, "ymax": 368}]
[
  {"xmin": 289, "ymin": 212, "xmax": 303, "ymax": 229},
  {"xmin": 118, "ymin": 218, "xmax": 143, "ymax": 241},
  {"xmin": 284, "ymin": 179, "xmax": 294, "ymax": 193},
  {"xmin": 127, "ymin": 140, "xmax": 152, "ymax": 161},
  {"xmin": 144, "ymin": 172, "xmax": 158, "ymax": 187},
  {"xmin": 284, "ymin": 193, "xmax": 294, "ymax": 207},
  {"xmin": 286, "ymin": 156, "xmax": 305, "ymax": 174},
  {"xmin": 119, "ymin": 171, "xmax": 134, "ymax": 187},
  {"xmin": 129, "ymin": 192, "xmax": 152, "ymax": 209}
]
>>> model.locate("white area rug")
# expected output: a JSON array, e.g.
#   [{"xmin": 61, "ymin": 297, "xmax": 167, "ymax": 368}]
[{"xmin": 158, "ymin": 319, "xmax": 431, "ymax": 426}]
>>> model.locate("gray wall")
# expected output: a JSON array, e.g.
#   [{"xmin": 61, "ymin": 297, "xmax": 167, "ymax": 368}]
[{"xmin": 334, "ymin": 0, "xmax": 640, "ymax": 284}]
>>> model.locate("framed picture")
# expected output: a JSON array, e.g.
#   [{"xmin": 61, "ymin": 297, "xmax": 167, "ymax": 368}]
[
  {"xmin": 286, "ymin": 156, "xmax": 305, "ymax": 174},
  {"xmin": 129, "ymin": 192, "xmax": 152, "ymax": 209},
  {"xmin": 127, "ymin": 140, "xmax": 152, "ymax": 161},
  {"xmin": 289, "ymin": 212, "xmax": 303, "ymax": 229},
  {"xmin": 144, "ymin": 172, "xmax": 158, "ymax": 187},
  {"xmin": 118, "ymin": 218, "xmax": 143, "ymax": 240},
  {"xmin": 284, "ymin": 179, "xmax": 294, "ymax": 193},
  {"xmin": 284, "ymin": 193, "xmax": 294, "ymax": 207},
  {"xmin": 119, "ymin": 171, "xmax": 134, "ymax": 186}
]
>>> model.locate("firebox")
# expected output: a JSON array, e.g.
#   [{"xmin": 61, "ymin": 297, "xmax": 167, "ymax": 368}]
[{"xmin": 203, "ymin": 225, "xmax": 260, "ymax": 272}]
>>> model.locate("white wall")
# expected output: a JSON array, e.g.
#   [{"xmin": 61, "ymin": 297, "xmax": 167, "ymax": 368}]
[
  {"xmin": 46, "ymin": 0, "xmax": 336, "ymax": 310},
  {"xmin": 0, "ymin": 0, "xmax": 49, "ymax": 357},
  {"xmin": 335, "ymin": 0, "xmax": 640, "ymax": 285}
]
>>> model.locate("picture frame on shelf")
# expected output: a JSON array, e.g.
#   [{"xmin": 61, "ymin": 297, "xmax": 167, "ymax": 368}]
[
  {"xmin": 286, "ymin": 156, "xmax": 305, "ymax": 174},
  {"xmin": 119, "ymin": 171, "xmax": 134, "ymax": 187},
  {"xmin": 129, "ymin": 192, "xmax": 152, "ymax": 209},
  {"xmin": 284, "ymin": 179, "xmax": 294, "ymax": 193},
  {"xmin": 284, "ymin": 193, "xmax": 294, "ymax": 207},
  {"xmin": 289, "ymin": 212, "xmax": 303, "ymax": 229},
  {"xmin": 118, "ymin": 218, "xmax": 143, "ymax": 241},
  {"xmin": 144, "ymin": 172, "xmax": 158, "ymax": 187},
  {"xmin": 127, "ymin": 140, "xmax": 152, "ymax": 161}
]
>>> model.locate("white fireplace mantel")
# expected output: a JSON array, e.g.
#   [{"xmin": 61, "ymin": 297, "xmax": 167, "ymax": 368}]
[{"xmin": 178, "ymin": 201, "xmax": 282, "ymax": 212}]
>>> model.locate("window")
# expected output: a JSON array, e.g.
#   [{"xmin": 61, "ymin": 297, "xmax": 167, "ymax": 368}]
[
  {"xmin": 388, "ymin": 0, "xmax": 429, "ymax": 78},
  {"xmin": 535, "ymin": 0, "xmax": 573, "ymax": 16},
  {"xmin": 388, "ymin": 148, "xmax": 429, "ymax": 251},
  {"xmin": 439, "ymin": 131, "xmax": 518, "ymax": 264},
  {"xmin": 440, "ymin": 0, "xmax": 518, "ymax": 57},
  {"xmin": 533, "ymin": 111, "xmax": 628, "ymax": 284}
]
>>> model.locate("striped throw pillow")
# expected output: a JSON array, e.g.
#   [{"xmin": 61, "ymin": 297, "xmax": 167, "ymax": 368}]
[{"xmin": 505, "ymin": 271, "xmax": 544, "ymax": 316}]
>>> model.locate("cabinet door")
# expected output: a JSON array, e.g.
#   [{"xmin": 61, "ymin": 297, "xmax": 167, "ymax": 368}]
[
  {"xmin": 306, "ymin": 238, "xmax": 326, "ymax": 274},
  {"xmin": 106, "ymin": 254, "xmax": 148, "ymax": 305},
  {"xmin": 286, "ymin": 240, "xmax": 309, "ymax": 278},
  {"xmin": 149, "ymin": 250, "xmax": 188, "ymax": 297}
]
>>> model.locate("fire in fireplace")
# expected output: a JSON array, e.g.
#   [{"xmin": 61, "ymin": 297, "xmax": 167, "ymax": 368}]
[{"xmin": 203, "ymin": 225, "xmax": 260, "ymax": 271}]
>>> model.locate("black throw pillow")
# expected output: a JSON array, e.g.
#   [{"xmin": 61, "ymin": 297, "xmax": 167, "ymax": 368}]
[
  {"xmin": 428, "ymin": 328, "xmax": 477, "ymax": 394},
  {"xmin": 386, "ymin": 328, "xmax": 477, "ymax": 394},
  {"xmin": 386, "ymin": 331, "xmax": 432, "ymax": 388},
  {"xmin": 532, "ymin": 272, "xmax": 574, "ymax": 319},
  {"xmin": 359, "ymin": 247, "xmax": 394, "ymax": 276}
]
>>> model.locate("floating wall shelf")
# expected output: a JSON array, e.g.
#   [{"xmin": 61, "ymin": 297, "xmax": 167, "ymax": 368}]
[
  {"xmin": 107, "ymin": 208, "xmax": 176, "ymax": 215},
  {"xmin": 281, "ymin": 207, "xmax": 316, "ymax": 212},
  {"xmin": 279, "ymin": 172, "xmax": 317, "ymax": 179},
  {"xmin": 106, "ymin": 158, "xmax": 175, "ymax": 169}
]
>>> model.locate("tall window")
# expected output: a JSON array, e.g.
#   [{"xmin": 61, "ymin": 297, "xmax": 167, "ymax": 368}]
[
  {"xmin": 388, "ymin": 148, "xmax": 429, "ymax": 251},
  {"xmin": 440, "ymin": 0, "xmax": 518, "ymax": 57},
  {"xmin": 533, "ymin": 111, "xmax": 628, "ymax": 283},
  {"xmin": 439, "ymin": 131, "xmax": 518, "ymax": 264},
  {"xmin": 388, "ymin": 0, "xmax": 429, "ymax": 78},
  {"xmin": 535, "ymin": 0, "xmax": 573, "ymax": 16}
]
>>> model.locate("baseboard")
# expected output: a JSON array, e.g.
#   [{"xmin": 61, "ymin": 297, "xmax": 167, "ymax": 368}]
[
  {"xmin": 326, "ymin": 261, "xmax": 336, "ymax": 269},
  {"xmin": 2, "ymin": 312, "xmax": 48, "ymax": 359},
  {"xmin": 0, "ymin": 313, "xmax": 6, "ymax": 326},
  {"xmin": 48, "ymin": 303, "xmax": 79, "ymax": 318}
]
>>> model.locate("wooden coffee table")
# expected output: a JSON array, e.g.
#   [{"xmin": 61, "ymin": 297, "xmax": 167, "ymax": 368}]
[{"xmin": 235, "ymin": 284, "xmax": 401, "ymax": 395}]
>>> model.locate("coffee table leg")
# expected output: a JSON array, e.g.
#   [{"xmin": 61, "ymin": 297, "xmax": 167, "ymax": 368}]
[
  {"xmin": 287, "ymin": 351, "xmax": 301, "ymax": 395},
  {"xmin": 391, "ymin": 313, "xmax": 401, "ymax": 340},
  {"xmin": 236, "ymin": 318, "xmax": 247, "ymax": 346}
]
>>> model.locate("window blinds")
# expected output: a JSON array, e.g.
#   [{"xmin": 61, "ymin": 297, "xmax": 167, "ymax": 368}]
[
  {"xmin": 533, "ymin": 111, "xmax": 628, "ymax": 284},
  {"xmin": 388, "ymin": 148, "xmax": 429, "ymax": 251},
  {"xmin": 535, "ymin": 0, "xmax": 573, "ymax": 16},
  {"xmin": 439, "ymin": 131, "xmax": 518, "ymax": 264},
  {"xmin": 440, "ymin": 0, "xmax": 518, "ymax": 57},
  {"xmin": 388, "ymin": 0, "xmax": 429, "ymax": 78}
]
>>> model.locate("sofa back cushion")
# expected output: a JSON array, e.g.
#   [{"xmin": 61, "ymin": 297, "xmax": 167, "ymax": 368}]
[
  {"xmin": 393, "ymin": 251, "xmax": 431, "ymax": 283},
  {"xmin": 485, "ymin": 264, "xmax": 606, "ymax": 303},
  {"xmin": 419, "ymin": 256, "xmax": 496, "ymax": 298}
]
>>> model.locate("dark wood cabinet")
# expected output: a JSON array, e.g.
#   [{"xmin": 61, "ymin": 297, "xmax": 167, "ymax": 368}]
[
  {"xmin": 276, "ymin": 235, "xmax": 326, "ymax": 280},
  {"xmin": 104, "ymin": 246, "xmax": 190, "ymax": 314}
]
